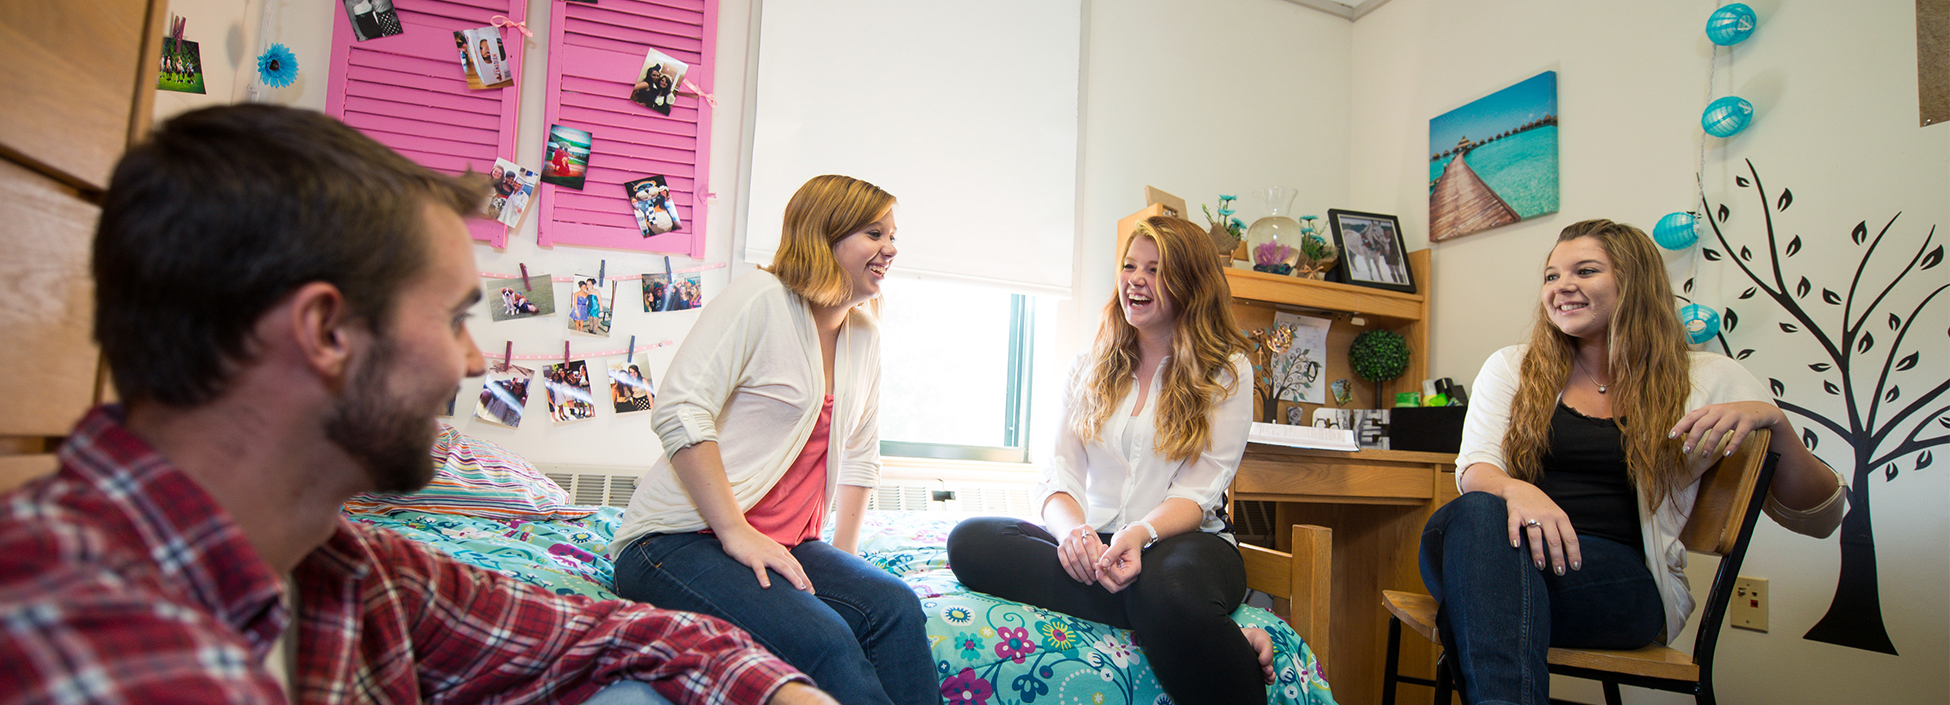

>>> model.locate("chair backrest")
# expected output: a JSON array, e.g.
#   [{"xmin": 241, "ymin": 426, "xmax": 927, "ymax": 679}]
[
  {"xmin": 1679, "ymin": 429, "xmax": 1773, "ymax": 557},
  {"xmin": 1680, "ymin": 429, "xmax": 1779, "ymax": 678}
]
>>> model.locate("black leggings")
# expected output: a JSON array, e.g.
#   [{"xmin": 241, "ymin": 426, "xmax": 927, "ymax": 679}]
[{"xmin": 945, "ymin": 517, "xmax": 1263, "ymax": 705}]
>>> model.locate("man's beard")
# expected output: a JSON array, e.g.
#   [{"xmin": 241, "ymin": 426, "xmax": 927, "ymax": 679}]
[{"xmin": 324, "ymin": 336, "xmax": 439, "ymax": 494}]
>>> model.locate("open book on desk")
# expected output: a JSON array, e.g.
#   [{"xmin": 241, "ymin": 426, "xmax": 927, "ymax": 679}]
[{"xmin": 1247, "ymin": 422, "xmax": 1360, "ymax": 452}]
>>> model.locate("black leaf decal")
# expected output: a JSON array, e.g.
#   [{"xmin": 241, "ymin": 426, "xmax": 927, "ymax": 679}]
[
  {"xmin": 1770, "ymin": 378, "xmax": 1785, "ymax": 396},
  {"xmin": 1781, "ymin": 322, "xmax": 1800, "ymax": 333},
  {"xmin": 1717, "ymin": 204, "xmax": 1731, "ymax": 222},
  {"xmin": 1890, "ymin": 313, "xmax": 1902, "ymax": 330},
  {"xmin": 1683, "ymin": 277, "xmax": 1694, "ymax": 293},
  {"xmin": 1858, "ymin": 333, "xmax": 1875, "ymax": 354},
  {"xmin": 1703, "ymin": 248, "xmax": 1723, "ymax": 261},
  {"xmin": 1923, "ymin": 245, "xmax": 1944, "ymax": 270},
  {"xmin": 1822, "ymin": 289, "xmax": 1842, "ymax": 305},
  {"xmin": 1736, "ymin": 349, "xmax": 1753, "ymax": 360},
  {"xmin": 1886, "ymin": 465, "xmax": 1899, "ymax": 481},
  {"xmin": 1921, "ymin": 451, "xmax": 1935, "ymax": 470},
  {"xmin": 1810, "ymin": 363, "xmax": 1832, "ymax": 372},
  {"xmin": 1885, "ymin": 387, "xmax": 1900, "ymax": 403},
  {"xmin": 1786, "ymin": 236, "xmax": 1802, "ymax": 256},
  {"xmin": 1740, "ymin": 287, "xmax": 1757, "ymax": 299},
  {"xmin": 1724, "ymin": 308, "xmax": 1739, "ymax": 331},
  {"xmin": 1852, "ymin": 221, "xmax": 1868, "ymax": 244},
  {"xmin": 1796, "ymin": 277, "xmax": 1811, "ymax": 297},
  {"xmin": 1823, "ymin": 380, "xmax": 1840, "ymax": 395},
  {"xmin": 1897, "ymin": 352, "xmax": 1919, "ymax": 371},
  {"xmin": 1941, "ymin": 415, "xmax": 1950, "ymax": 429},
  {"xmin": 1778, "ymin": 189, "xmax": 1793, "ymax": 210},
  {"xmin": 1736, "ymin": 176, "xmax": 1751, "ymax": 187},
  {"xmin": 1740, "ymin": 246, "xmax": 1753, "ymax": 261}
]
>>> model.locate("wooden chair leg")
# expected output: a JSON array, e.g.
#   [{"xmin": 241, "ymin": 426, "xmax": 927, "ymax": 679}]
[
  {"xmin": 1434, "ymin": 651, "xmax": 1455, "ymax": 705},
  {"xmin": 1602, "ymin": 680, "xmax": 1622, "ymax": 705}
]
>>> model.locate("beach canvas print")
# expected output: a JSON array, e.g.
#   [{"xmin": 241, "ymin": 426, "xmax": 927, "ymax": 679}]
[{"xmin": 1428, "ymin": 70, "xmax": 1559, "ymax": 242}]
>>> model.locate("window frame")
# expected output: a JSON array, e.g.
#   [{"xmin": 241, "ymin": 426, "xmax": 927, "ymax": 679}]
[{"xmin": 878, "ymin": 292, "xmax": 1036, "ymax": 463}]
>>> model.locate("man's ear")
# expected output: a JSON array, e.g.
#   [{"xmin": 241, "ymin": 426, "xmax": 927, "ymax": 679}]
[{"xmin": 282, "ymin": 281, "xmax": 362, "ymax": 389}]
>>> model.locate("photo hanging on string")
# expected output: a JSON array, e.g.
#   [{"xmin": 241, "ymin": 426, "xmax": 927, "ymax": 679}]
[
  {"xmin": 641, "ymin": 271, "xmax": 704, "ymax": 313},
  {"xmin": 475, "ymin": 362, "xmax": 534, "ymax": 428},
  {"xmin": 607, "ymin": 356, "xmax": 656, "ymax": 415},
  {"xmin": 567, "ymin": 274, "xmax": 615, "ymax": 337},
  {"xmin": 541, "ymin": 360, "xmax": 596, "ymax": 424},
  {"xmin": 484, "ymin": 275, "xmax": 555, "ymax": 322}
]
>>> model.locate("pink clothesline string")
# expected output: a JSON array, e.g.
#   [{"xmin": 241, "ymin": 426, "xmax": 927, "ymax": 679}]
[
  {"xmin": 478, "ymin": 261, "xmax": 725, "ymax": 281},
  {"xmin": 492, "ymin": 338, "xmax": 674, "ymax": 364}
]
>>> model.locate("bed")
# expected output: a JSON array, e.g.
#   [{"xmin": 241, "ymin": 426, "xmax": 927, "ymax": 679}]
[{"xmin": 345, "ymin": 426, "xmax": 1338, "ymax": 705}]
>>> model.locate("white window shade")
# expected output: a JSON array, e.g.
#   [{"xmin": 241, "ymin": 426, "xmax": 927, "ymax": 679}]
[{"xmin": 744, "ymin": 0, "xmax": 1080, "ymax": 298}]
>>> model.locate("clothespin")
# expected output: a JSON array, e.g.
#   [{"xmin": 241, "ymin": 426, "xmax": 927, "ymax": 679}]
[
  {"xmin": 563, "ymin": 341, "xmax": 571, "ymax": 366},
  {"xmin": 681, "ymin": 78, "xmax": 718, "ymax": 108},
  {"xmin": 608, "ymin": 279, "xmax": 619, "ymax": 310},
  {"xmin": 626, "ymin": 335, "xmax": 636, "ymax": 361},
  {"xmin": 598, "ymin": 260, "xmax": 606, "ymax": 287},
  {"xmin": 490, "ymin": 15, "xmax": 533, "ymax": 38},
  {"xmin": 519, "ymin": 263, "xmax": 531, "ymax": 291},
  {"xmin": 502, "ymin": 341, "xmax": 513, "ymax": 368}
]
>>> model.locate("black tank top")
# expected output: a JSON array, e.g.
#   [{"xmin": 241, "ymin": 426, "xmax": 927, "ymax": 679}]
[{"xmin": 1535, "ymin": 402, "xmax": 1644, "ymax": 559}]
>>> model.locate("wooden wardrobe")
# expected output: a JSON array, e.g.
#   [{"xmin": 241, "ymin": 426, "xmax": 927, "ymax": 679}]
[{"xmin": 0, "ymin": 0, "xmax": 165, "ymax": 490}]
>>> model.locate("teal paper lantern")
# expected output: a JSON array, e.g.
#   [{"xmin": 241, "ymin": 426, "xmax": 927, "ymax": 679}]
[
  {"xmin": 1653, "ymin": 212, "xmax": 1699, "ymax": 250},
  {"xmin": 1702, "ymin": 96, "xmax": 1754, "ymax": 137},
  {"xmin": 1705, "ymin": 3, "xmax": 1757, "ymax": 46},
  {"xmin": 1679, "ymin": 304, "xmax": 1721, "ymax": 344}
]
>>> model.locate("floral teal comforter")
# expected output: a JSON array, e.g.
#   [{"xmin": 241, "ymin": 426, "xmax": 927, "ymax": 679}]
[
  {"xmin": 346, "ymin": 507, "xmax": 624, "ymax": 599},
  {"xmin": 856, "ymin": 513, "xmax": 1335, "ymax": 705},
  {"xmin": 351, "ymin": 508, "xmax": 1334, "ymax": 705}
]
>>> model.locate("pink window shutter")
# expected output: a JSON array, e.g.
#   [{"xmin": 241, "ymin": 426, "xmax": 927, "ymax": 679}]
[
  {"xmin": 537, "ymin": 0, "xmax": 717, "ymax": 259},
  {"xmin": 326, "ymin": 0, "xmax": 528, "ymax": 248}
]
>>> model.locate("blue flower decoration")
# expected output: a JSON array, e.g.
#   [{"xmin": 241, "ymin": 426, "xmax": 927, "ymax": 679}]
[{"xmin": 257, "ymin": 43, "xmax": 299, "ymax": 88}]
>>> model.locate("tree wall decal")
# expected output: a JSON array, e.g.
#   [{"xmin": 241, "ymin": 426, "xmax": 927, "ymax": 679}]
[{"xmin": 1688, "ymin": 159, "xmax": 1946, "ymax": 655}]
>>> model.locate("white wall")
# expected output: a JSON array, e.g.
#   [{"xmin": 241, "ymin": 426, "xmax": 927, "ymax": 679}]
[{"xmin": 1351, "ymin": 0, "xmax": 1949, "ymax": 702}]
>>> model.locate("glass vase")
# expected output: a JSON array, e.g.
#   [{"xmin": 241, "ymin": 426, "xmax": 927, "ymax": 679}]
[{"xmin": 1247, "ymin": 186, "xmax": 1303, "ymax": 275}]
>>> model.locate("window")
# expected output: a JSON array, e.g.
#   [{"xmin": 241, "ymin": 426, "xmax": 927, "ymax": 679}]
[{"xmin": 876, "ymin": 277, "xmax": 1057, "ymax": 463}]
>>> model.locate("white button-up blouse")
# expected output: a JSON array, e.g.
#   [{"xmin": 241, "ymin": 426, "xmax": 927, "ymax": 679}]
[{"xmin": 1036, "ymin": 353, "xmax": 1254, "ymax": 538}]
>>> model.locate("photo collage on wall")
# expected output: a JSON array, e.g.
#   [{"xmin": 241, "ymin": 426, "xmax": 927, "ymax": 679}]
[
  {"xmin": 607, "ymin": 355, "xmax": 655, "ymax": 415},
  {"xmin": 567, "ymin": 273, "xmax": 616, "ymax": 337},
  {"xmin": 485, "ymin": 275, "xmax": 555, "ymax": 322},
  {"xmin": 157, "ymin": 35, "xmax": 206, "ymax": 94},
  {"xmin": 541, "ymin": 360, "xmax": 595, "ymax": 424},
  {"xmin": 642, "ymin": 271, "xmax": 704, "ymax": 313},
  {"xmin": 624, "ymin": 175, "xmax": 682, "ymax": 237},
  {"xmin": 628, "ymin": 47, "xmax": 688, "ymax": 115},
  {"xmin": 475, "ymin": 362, "xmax": 533, "ymax": 428},
  {"xmin": 541, "ymin": 125, "xmax": 593, "ymax": 190},
  {"xmin": 485, "ymin": 159, "xmax": 538, "ymax": 227}
]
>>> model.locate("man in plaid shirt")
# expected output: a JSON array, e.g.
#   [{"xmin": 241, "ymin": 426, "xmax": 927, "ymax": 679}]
[{"xmin": 0, "ymin": 105, "xmax": 838, "ymax": 705}]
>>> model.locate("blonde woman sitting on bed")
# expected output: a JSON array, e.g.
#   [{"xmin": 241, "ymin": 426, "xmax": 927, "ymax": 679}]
[
  {"xmin": 948, "ymin": 216, "xmax": 1276, "ymax": 705},
  {"xmin": 611, "ymin": 175, "xmax": 934, "ymax": 705},
  {"xmin": 1424, "ymin": 219, "xmax": 1846, "ymax": 705}
]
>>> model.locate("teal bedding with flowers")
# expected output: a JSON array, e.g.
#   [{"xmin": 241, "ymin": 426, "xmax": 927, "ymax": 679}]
[{"xmin": 349, "ymin": 503, "xmax": 1334, "ymax": 705}]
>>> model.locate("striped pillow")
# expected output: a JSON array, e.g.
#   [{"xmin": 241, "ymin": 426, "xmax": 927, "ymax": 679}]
[{"xmin": 344, "ymin": 423, "xmax": 595, "ymax": 520}]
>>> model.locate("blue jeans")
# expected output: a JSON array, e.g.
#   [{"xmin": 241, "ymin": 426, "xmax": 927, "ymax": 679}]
[
  {"xmin": 579, "ymin": 680, "xmax": 673, "ymax": 705},
  {"xmin": 613, "ymin": 532, "xmax": 935, "ymax": 705},
  {"xmin": 1418, "ymin": 492, "xmax": 1664, "ymax": 705}
]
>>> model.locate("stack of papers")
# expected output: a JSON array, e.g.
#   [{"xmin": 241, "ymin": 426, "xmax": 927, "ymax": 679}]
[{"xmin": 1247, "ymin": 422, "xmax": 1360, "ymax": 452}]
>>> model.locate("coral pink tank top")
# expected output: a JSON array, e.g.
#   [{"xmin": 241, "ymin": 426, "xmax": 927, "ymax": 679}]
[{"xmin": 744, "ymin": 394, "xmax": 832, "ymax": 547}]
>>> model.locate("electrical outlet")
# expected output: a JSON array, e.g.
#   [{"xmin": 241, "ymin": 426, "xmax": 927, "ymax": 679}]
[{"xmin": 1732, "ymin": 576, "xmax": 1768, "ymax": 632}]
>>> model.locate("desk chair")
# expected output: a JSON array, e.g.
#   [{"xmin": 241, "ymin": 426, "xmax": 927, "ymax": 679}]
[{"xmin": 1379, "ymin": 429, "xmax": 1780, "ymax": 705}]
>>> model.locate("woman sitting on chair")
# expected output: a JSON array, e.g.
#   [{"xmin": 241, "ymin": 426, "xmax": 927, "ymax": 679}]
[
  {"xmin": 1424, "ymin": 219, "xmax": 1847, "ymax": 705},
  {"xmin": 948, "ymin": 216, "xmax": 1275, "ymax": 705}
]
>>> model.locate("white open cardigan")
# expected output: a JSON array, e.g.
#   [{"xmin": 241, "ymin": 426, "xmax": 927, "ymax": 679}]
[
  {"xmin": 1457, "ymin": 345, "xmax": 1846, "ymax": 641},
  {"xmin": 614, "ymin": 271, "xmax": 881, "ymax": 549}
]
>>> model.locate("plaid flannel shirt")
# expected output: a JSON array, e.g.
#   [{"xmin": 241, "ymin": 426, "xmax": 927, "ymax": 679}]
[{"xmin": 0, "ymin": 407, "xmax": 807, "ymax": 705}]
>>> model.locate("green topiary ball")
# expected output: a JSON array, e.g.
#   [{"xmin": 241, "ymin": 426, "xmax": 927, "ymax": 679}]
[{"xmin": 1349, "ymin": 329, "xmax": 1409, "ymax": 382}]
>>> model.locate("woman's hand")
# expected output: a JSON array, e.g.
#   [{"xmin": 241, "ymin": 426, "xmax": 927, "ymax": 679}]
[
  {"xmin": 1243, "ymin": 627, "xmax": 1277, "ymax": 684},
  {"xmin": 1669, "ymin": 401, "xmax": 1786, "ymax": 466},
  {"xmin": 1095, "ymin": 527, "xmax": 1148, "ymax": 593},
  {"xmin": 718, "ymin": 526, "xmax": 813, "ymax": 592},
  {"xmin": 1495, "ymin": 479, "xmax": 1580, "ymax": 575},
  {"xmin": 1057, "ymin": 525, "xmax": 1106, "ymax": 585}
]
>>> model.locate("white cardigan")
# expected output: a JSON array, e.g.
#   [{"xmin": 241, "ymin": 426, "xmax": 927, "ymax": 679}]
[
  {"xmin": 1457, "ymin": 345, "xmax": 1846, "ymax": 641},
  {"xmin": 1036, "ymin": 353, "xmax": 1254, "ymax": 538},
  {"xmin": 614, "ymin": 271, "xmax": 881, "ymax": 548}
]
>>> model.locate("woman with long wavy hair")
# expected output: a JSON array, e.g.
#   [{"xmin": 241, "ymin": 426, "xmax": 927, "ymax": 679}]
[
  {"xmin": 1426, "ymin": 219, "xmax": 1847, "ymax": 704},
  {"xmin": 948, "ymin": 216, "xmax": 1276, "ymax": 705}
]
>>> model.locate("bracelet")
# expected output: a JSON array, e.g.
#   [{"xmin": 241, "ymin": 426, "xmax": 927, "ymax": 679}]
[{"xmin": 1130, "ymin": 520, "xmax": 1160, "ymax": 548}]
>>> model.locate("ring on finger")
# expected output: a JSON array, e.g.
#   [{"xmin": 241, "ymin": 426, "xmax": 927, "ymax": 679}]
[{"xmin": 1524, "ymin": 519, "xmax": 1541, "ymax": 528}]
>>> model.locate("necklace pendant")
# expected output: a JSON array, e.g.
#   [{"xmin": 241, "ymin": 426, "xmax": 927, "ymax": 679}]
[{"xmin": 1597, "ymin": 384, "xmax": 1609, "ymax": 394}]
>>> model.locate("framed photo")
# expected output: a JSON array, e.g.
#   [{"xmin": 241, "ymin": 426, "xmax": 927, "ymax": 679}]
[{"xmin": 1327, "ymin": 209, "xmax": 1415, "ymax": 293}]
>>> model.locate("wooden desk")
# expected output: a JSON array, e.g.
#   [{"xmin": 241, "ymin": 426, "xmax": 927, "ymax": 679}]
[{"xmin": 1234, "ymin": 444, "xmax": 1460, "ymax": 705}]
